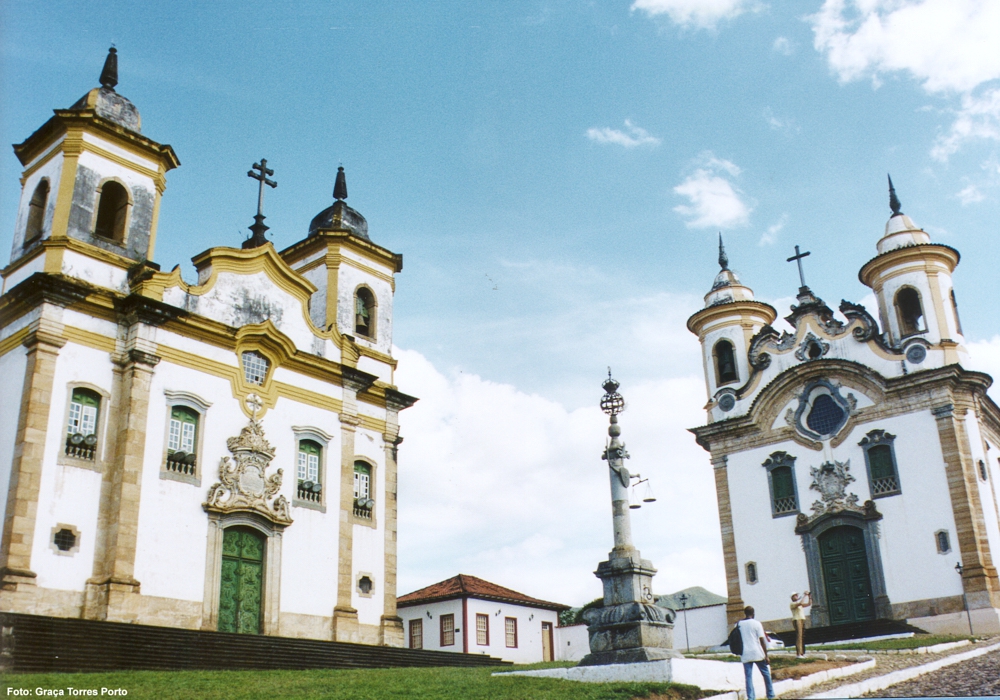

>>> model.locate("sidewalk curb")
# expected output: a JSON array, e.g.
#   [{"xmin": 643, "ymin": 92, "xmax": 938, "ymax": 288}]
[{"xmin": 806, "ymin": 640, "xmax": 1000, "ymax": 699}]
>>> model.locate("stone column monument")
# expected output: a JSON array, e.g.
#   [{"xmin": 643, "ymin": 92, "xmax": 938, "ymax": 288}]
[{"xmin": 579, "ymin": 372, "xmax": 681, "ymax": 666}]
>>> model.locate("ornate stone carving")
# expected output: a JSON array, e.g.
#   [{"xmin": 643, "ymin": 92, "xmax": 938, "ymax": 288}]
[
  {"xmin": 808, "ymin": 460, "xmax": 861, "ymax": 516},
  {"xmin": 204, "ymin": 419, "xmax": 292, "ymax": 525},
  {"xmin": 795, "ymin": 332, "xmax": 831, "ymax": 361}
]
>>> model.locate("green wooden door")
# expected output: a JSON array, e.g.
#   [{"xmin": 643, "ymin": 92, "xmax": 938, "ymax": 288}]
[
  {"xmin": 819, "ymin": 526, "xmax": 875, "ymax": 625},
  {"xmin": 218, "ymin": 528, "xmax": 264, "ymax": 634}
]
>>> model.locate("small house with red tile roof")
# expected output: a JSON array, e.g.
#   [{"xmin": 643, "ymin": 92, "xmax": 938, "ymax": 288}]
[{"xmin": 396, "ymin": 574, "xmax": 570, "ymax": 663}]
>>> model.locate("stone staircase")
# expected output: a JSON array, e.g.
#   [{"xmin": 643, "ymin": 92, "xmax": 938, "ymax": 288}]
[
  {"xmin": 771, "ymin": 618, "xmax": 927, "ymax": 647},
  {"xmin": 0, "ymin": 612, "xmax": 510, "ymax": 673}
]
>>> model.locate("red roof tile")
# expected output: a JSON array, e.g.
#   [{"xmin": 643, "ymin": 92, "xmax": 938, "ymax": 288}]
[{"xmin": 397, "ymin": 574, "xmax": 569, "ymax": 611}]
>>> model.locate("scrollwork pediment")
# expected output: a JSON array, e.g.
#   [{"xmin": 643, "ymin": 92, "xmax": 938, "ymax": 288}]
[{"xmin": 204, "ymin": 419, "xmax": 292, "ymax": 525}]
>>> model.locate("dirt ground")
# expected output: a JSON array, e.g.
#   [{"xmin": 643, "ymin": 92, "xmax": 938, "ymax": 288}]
[{"xmin": 770, "ymin": 659, "xmax": 853, "ymax": 681}]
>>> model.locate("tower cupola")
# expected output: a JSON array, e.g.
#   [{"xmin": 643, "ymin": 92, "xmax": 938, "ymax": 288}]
[
  {"xmin": 308, "ymin": 167, "xmax": 369, "ymax": 240},
  {"xmin": 3, "ymin": 47, "xmax": 178, "ymax": 295},
  {"xmin": 859, "ymin": 176, "xmax": 966, "ymax": 365},
  {"xmin": 687, "ymin": 236, "xmax": 776, "ymax": 418}
]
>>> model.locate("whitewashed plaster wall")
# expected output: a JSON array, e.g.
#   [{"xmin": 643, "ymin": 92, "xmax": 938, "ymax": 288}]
[
  {"xmin": 9, "ymin": 148, "xmax": 63, "ymax": 254},
  {"xmin": 555, "ymin": 624, "xmax": 589, "ymax": 661},
  {"xmin": 163, "ymin": 270, "xmax": 318, "ymax": 351},
  {"xmin": 30, "ymin": 341, "xmax": 114, "ymax": 591},
  {"xmin": 965, "ymin": 419, "xmax": 1000, "ymax": 569},
  {"xmin": 672, "ymin": 604, "xmax": 729, "ymax": 650},
  {"xmin": 464, "ymin": 598, "xmax": 562, "ymax": 664},
  {"xmin": 0, "ymin": 347, "xmax": 27, "ymax": 537},
  {"xmin": 397, "ymin": 599, "xmax": 465, "ymax": 652},
  {"xmin": 335, "ymin": 258, "xmax": 393, "ymax": 355},
  {"xmin": 728, "ymin": 409, "xmax": 965, "ymax": 625},
  {"xmin": 59, "ymin": 250, "xmax": 130, "ymax": 294}
]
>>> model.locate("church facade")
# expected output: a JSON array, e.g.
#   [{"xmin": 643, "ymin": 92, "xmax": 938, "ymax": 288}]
[
  {"xmin": 0, "ymin": 49, "xmax": 416, "ymax": 645},
  {"xmin": 687, "ymin": 185, "xmax": 1000, "ymax": 636}
]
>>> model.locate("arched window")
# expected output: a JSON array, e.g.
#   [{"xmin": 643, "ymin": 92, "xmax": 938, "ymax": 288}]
[
  {"xmin": 860, "ymin": 429, "xmax": 901, "ymax": 497},
  {"xmin": 951, "ymin": 290, "xmax": 963, "ymax": 336},
  {"xmin": 895, "ymin": 287, "xmax": 925, "ymax": 336},
  {"xmin": 66, "ymin": 388, "xmax": 101, "ymax": 461},
  {"xmin": 94, "ymin": 180, "xmax": 129, "ymax": 241},
  {"xmin": 353, "ymin": 461, "xmax": 373, "ymax": 519},
  {"xmin": 806, "ymin": 395, "xmax": 847, "ymax": 437},
  {"xmin": 241, "ymin": 351, "xmax": 270, "ymax": 385},
  {"xmin": 298, "ymin": 440, "xmax": 321, "ymax": 482},
  {"xmin": 25, "ymin": 179, "xmax": 49, "ymax": 243},
  {"xmin": 166, "ymin": 405, "xmax": 200, "ymax": 475},
  {"xmin": 745, "ymin": 561, "xmax": 758, "ymax": 585},
  {"xmin": 762, "ymin": 451, "xmax": 799, "ymax": 517},
  {"xmin": 355, "ymin": 287, "xmax": 376, "ymax": 338},
  {"xmin": 714, "ymin": 339, "xmax": 739, "ymax": 385}
]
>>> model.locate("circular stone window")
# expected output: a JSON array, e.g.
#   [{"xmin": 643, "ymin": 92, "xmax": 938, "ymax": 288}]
[
  {"xmin": 718, "ymin": 394, "xmax": 736, "ymax": 412},
  {"xmin": 905, "ymin": 344, "xmax": 927, "ymax": 364}
]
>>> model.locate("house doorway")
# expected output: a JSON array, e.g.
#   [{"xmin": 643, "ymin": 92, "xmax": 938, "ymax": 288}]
[
  {"xmin": 541, "ymin": 622, "xmax": 554, "ymax": 661},
  {"xmin": 819, "ymin": 525, "xmax": 875, "ymax": 625},
  {"xmin": 218, "ymin": 527, "xmax": 265, "ymax": 634}
]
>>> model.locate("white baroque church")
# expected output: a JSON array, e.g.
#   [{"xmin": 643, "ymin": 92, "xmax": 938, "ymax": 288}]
[
  {"xmin": 687, "ymin": 181, "xmax": 1000, "ymax": 636},
  {"xmin": 0, "ymin": 49, "xmax": 416, "ymax": 645}
]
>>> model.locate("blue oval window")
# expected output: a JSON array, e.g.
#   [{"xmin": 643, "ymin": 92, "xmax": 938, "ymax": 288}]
[{"xmin": 806, "ymin": 394, "xmax": 846, "ymax": 436}]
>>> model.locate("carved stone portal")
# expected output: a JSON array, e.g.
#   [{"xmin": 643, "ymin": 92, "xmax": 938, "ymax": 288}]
[
  {"xmin": 204, "ymin": 419, "xmax": 292, "ymax": 525},
  {"xmin": 808, "ymin": 460, "xmax": 860, "ymax": 517}
]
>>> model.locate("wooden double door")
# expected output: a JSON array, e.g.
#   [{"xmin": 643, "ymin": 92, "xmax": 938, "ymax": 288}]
[
  {"xmin": 819, "ymin": 525, "xmax": 875, "ymax": 625},
  {"xmin": 218, "ymin": 527, "xmax": 264, "ymax": 634}
]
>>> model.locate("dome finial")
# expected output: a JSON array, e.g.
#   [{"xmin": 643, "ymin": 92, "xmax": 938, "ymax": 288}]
[
  {"xmin": 888, "ymin": 174, "xmax": 903, "ymax": 217},
  {"xmin": 99, "ymin": 46, "xmax": 118, "ymax": 91},
  {"xmin": 718, "ymin": 232, "xmax": 729, "ymax": 271},
  {"xmin": 333, "ymin": 166, "xmax": 348, "ymax": 201}
]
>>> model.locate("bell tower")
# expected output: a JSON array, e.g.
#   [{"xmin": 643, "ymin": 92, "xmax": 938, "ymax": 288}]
[
  {"xmin": 3, "ymin": 48, "xmax": 179, "ymax": 294},
  {"xmin": 686, "ymin": 236, "xmax": 776, "ymax": 418},
  {"xmin": 859, "ymin": 176, "xmax": 967, "ymax": 365}
]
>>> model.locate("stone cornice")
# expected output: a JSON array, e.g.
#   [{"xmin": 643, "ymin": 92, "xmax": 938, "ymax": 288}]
[{"xmin": 858, "ymin": 243, "xmax": 961, "ymax": 287}]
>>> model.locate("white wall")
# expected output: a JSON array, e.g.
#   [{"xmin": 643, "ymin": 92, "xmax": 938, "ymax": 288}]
[
  {"xmin": 398, "ymin": 598, "xmax": 562, "ymax": 664},
  {"xmin": 728, "ymin": 408, "xmax": 964, "ymax": 625},
  {"xmin": 0, "ymin": 346, "xmax": 27, "ymax": 529},
  {"xmin": 672, "ymin": 604, "xmax": 729, "ymax": 651},
  {"xmin": 555, "ymin": 624, "xmax": 589, "ymax": 661}
]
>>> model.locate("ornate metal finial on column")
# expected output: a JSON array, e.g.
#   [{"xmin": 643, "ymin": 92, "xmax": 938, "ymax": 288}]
[
  {"xmin": 99, "ymin": 46, "xmax": 118, "ymax": 91},
  {"xmin": 244, "ymin": 159, "xmax": 277, "ymax": 249},
  {"xmin": 579, "ymin": 371, "xmax": 680, "ymax": 666},
  {"xmin": 718, "ymin": 233, "xmax": 729, "ymax": 271},
  {"xmin": 888, "ymin": 174, "xmax": 903, "ymax": 217}
]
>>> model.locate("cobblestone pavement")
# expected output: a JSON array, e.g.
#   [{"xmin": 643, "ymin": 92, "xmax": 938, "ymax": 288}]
[
  {"xmin": 864, "ymin": 649, "xmax": 1000, "ymax": 697},
  {"xmin": 780, "ymin": 637, "xmax": 999, "ymax": 699}
]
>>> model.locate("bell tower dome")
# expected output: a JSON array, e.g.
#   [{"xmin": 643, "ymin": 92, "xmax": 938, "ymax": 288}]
[
  {"xmin": 859, "ymin": 176, "xmax": 967, "ymax": 365},
  {"xmin": 687, "ymin": 236, "xmax": 776, "ymax": 418},
  {"xmin": 3, "ymin": 48, "xmax": 179, "ymax": 294}
]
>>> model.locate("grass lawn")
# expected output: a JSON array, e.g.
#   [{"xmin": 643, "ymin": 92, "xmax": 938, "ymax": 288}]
[
  {"xmin": 2, "ymin": 663, "xmax": 723, "ymax": 700},
  {"xmin": 817, "ymin": 634, "xmax": 975, "ymax": 651}
]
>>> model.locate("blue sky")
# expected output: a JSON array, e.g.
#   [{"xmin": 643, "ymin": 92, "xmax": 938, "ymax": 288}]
[{"xmin": 3, "ymin": 0, "xmax": 999, "ymax": 606}]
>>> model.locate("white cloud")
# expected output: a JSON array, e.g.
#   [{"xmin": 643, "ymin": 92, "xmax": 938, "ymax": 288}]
[
  {"xmin": 759, "ymin": 213, "xmax": 787, "ymax": 246},
  {"xmin": 772, "ymin": 36, "xmax": 794, "ymax": 55},
  {"xmin": 930, "ymin": 87, "xmax": 1000, "ymax": 162},
  {"xmin": 673, "ymin": 153, "xmax": 752, "ymax": 229},
  {"xmin": 763, "ymin": 107, "xmax": 799, "ymax": 133},
  {"xmin": 586, "ymin": 119, "xmax": 662, "ymax": 148},
  {"xmin": 394, "ymin": 348, "xmax": 724, "ymax": 607},
  {"xmin": 809, "ymin": 1, "xmax": 1000, "ymax": 160},
  {"xmin": 968, "ymin": 335, "xmax": 1000, "ymax": 404},
  {"xmin": 631, "ymin": 0, "xmax": 758, "ymax": 30},
  {"xmin": 956, "ymin": 183, "xmax": 985, "ymax": 205},
  {"xmin": 810, "ymin": 0, "xmax": 1000, "ymax": 93}
]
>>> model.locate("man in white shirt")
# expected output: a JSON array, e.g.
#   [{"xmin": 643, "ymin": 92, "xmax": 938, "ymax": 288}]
[
  {"xmin": 790, "ymin": 591, "xmax": 812, "ymax": 657},
  {"xmin": 738, "ymin": 606, "xmax": 775, "ymax": 700}
]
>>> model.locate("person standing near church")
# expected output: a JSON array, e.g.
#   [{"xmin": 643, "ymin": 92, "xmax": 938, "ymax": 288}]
[
  {"xmin": 739, "ymin": 606, "xmax": 775, "ymax": 700},
  {"xmin": 790, "ymin": 591, "xmax": 811, "ymax": 657}
]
